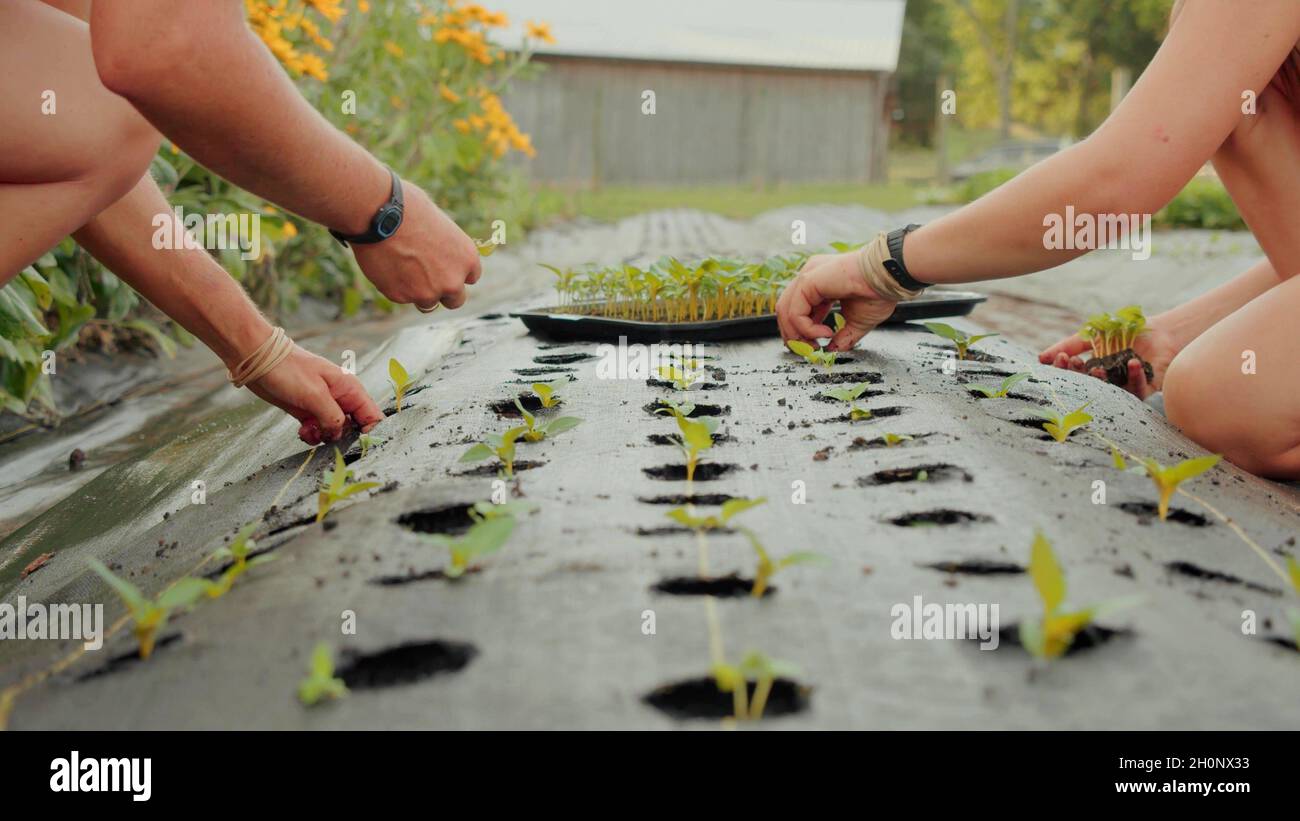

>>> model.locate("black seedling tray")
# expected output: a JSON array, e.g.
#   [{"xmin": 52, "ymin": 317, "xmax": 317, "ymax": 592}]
[{"xmin": 511, "ymin": 290, "xmax": 987, "ymax": 343}]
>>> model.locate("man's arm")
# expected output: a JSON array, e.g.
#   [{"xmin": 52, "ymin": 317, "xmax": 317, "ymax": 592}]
[{"xmin": 88, "ymin": 0, "xmax": 480, "ymax": 310}]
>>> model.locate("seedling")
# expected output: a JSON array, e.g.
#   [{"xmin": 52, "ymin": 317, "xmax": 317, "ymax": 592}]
[
  {"xmin": 656, "ymin": 406, "xmax": 718, "ymax": 482},
  {"xmin": 1020, "ymin": 531, "xmax": 1134, "ymax": 659},
  {"xmin": 654, "ymin": 399, "xmax": 695, "ymax": 418},
  {"xmin": 1137, "ymin": 454, "xmax": 1222, "ymax": 521},
  {"xmin": 967, "ymin": 371, "xmax": 1030, "ymax": 399},
  {"xmin": 530, "ymin": 381, "xmax": 562, "ymax": 408},
  {"xmin": 389, "ymin": 357, "xmax": 415, "ymax": 413},
  {"xmin": 923, "ymin": 322, "xmax": 996, "ymax": 360},
  {"xmin": 1030, "ymin": 402, "xmax": 1093, "ymax": 442},
  {"xmin": 881, "ymin": 433, "xmax": 913, "ymax": 447},
  {"xmin": 712, "ymin": 651, "xmax": 800, "ymax": 721},
  {"xmin": 206, "ymin": 521, "xmax": 274, "ymax": 598},
  {"xmin": 468, "ymin": 500, "xmax": 537, "ymax": 522},
  {"xmin": 317, "ymin": 448, "xmax": 381, "ymax": 522},
  {"xmin": 665, "ymin": 497, "xmax": 766, "ymax": 531},
  {"xmin": 512, "ymin": 399, "xmax": 582, "ymax": 443},
  {"xmin": 423, "ymin": 514, "xmax": 517, "ymax": 579},
  {"xmin": 1079, "ymin": 305, "xmax": 1147, "ymax": 359},
  {"xmin": 460, "ymin": 427, "xmax": 528, "ymax": 477},
  {"xmin": 1287, "ymin": 557, "xmax": 1300, "ymax": 651},
  {"xmin": 742, "ymin": 528, "xmax": 826, "ymax": 598},
  {"xmin": 657, "ymin": 363, "xmax": 704, "ymax": 391},
  {"xmin": 787, "ymin": 339, "xmax": 836, "ymax": 372},
  {"xmin": 86, "ymin": 559, "xmax": 209, "ymax": 660},
  {"xmin": 822, "ymin": 381, "xmax": 874, "ymax": 420},
  {"xmin": 357, "ymin": 432, "xmax": 384, "ymax": 458},
  {"xmin": 297, "ymin": 643, "xmax": 348, "ymax": 707}
]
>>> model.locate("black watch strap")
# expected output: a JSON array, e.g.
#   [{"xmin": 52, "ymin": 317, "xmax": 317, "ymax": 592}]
[
  {"xmin": 883, "ymin": 223, "xmax": 929, "ymax": 291},
  {"xmin": 330, "ymin": 166, "xmax": 404, "ymax": 247}
]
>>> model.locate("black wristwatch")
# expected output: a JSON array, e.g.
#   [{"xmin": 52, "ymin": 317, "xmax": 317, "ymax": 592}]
[
  {"xmin": 330, "ymin": 166, "xmax": 404, "ymax": 247},
  {"xmin": 883, "ymin": 223, "xmax": 929, "ymax": 291}
]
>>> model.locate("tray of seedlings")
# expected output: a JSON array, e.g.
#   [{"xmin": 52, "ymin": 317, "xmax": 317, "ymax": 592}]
[{"xmin": 511, "ymin": 252, "xmax": 987, "ymax": 343}]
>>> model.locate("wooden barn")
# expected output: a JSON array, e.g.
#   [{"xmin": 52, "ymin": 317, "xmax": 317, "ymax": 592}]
[{"xmin": 491, "ymin": 0, "xmax": 906, "ymax": 186}]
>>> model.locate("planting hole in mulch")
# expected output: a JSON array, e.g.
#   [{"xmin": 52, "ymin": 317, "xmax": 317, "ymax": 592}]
[
  {"xmin": 1263, "ymin": 636, "xmax": 1300, "ymax": 653},
  {"xmin": 919, "ymin": 343, "xmax": 1005, "ymax": 364},
  {"xmin": 638, "ymin": 493, "xmax": 736, "ymax": 506},
  {"xmin": 382, "ymin": 384, "xmax": 430, "ymax": 416},
  {"xmin": 652, "ymin": 574, "xmax": 772, "ymax": 598},
  {"xmin": 808, "ymin": 370, "xmax": 883, "ymax": 385},
  {"xmin": 337, "ymin": 639, "xmax": 477, "ymax": 690},
  {"xmin": 991, "ymin": 623, "xmax": 1131, "ymax": 657},
  {"xmin": 646, "ymin": 378, "xmax": 726, "ymax": 391},
  {"xmin": 888, "ymin": 509, "xmax": 992, "ymax": 527},
  {"xmin": 264, "ymin": 514, "xmax": 318, "ymax": 538},
  {"xmin": 396, "ymin": 503, "xmax": 474, "ymax": 536},
  {"xmin": 635, "ymin": 525, "xmax": 730, "ymax": 536},
  {"xmin": 925, "ymin": 559, "xmax": 1024, "ymax": 575},
  {"xmin": 643, "ymin": 463, "xmax": 740, "ymax": 481},
  {"xmin": 456, "ymin": 460, "xmax": 546, "ymax": 477},
  {"xmin": 1164, "ymin": 560, "xmax": 1280, "ymax": 595},
  {"xmin": 814, "ymin": 390, "xmax": 886, "ymax": 404},
  {"xmin": 643, "ymin": 402, "xmax": 730, "ymax": 418},
  {"xmin": 512, "ymin": 366, "xmax": 576, "ymax": 377},
  {"xmin": 643, "ymin": 677, "xmax": 811, "ymax": 720},
  {"xmin": 1009, "ymin": 418, "xmax": 1055, "ymax": 441},
  {"xmin": 1119, "ymin": 502, "xmax": 1210, "ymax": 527},
  {"xmin": 491, "ymin": 394, "xmax": 548, "ymax": 417},
  {"xmin": 968, "ymin": 391, "xmax": 1049, "ymax": 405},
  {"xmin": 77, "ymin": 633, "xmax": 183, "ymax": 682},
  {"xmin": 647, "ymin": 432, "xmax": 733, "ymax": 447},
  {"xmin": 533, "ymin": 353, "xmax": 594, "ymax": 365},
  {"xmin": 369, "ymin": 567, "xmax": 481, "ymax": 586},
  {"xmin": 847, "ymin": 433, "xmax": 937, "ymax": 451},
  {"xmin": 818, "ymin": 406, "xmax": 906, "ymax": 424},
  {"xmin": 857, "ymin": 463, "xmax": 971, "ymax": 486}
]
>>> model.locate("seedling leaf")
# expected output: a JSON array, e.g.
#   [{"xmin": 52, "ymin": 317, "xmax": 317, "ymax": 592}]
[
  {"xmin": 298, "ymin": 643, "xmax": 348, "ymax": 706},
  {"xmin": 389, "ymin": 357, "xmax": 414, "ymax": 413},
  {"xmin": 1028, "ymin": 530, "xmax": 1066, "ymax": 615}
]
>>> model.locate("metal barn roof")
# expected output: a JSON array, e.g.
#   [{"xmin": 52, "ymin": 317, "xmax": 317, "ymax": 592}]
[{"xmin": 488, "ymin": 0, "xmax": 906, "ymax": 72}]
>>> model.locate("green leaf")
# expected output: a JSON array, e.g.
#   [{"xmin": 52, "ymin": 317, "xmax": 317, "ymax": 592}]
[
  {"xmin": 1164, "ymin": 454, "xmax": 1222, "ymax": 484},
  {"xmin": 460, "ymin": 443, "xmax": 494, "ymax": 463},
  {"xmin": 1028, "ymin": 531, "xmax": 1066, "ymax": 615},
  {"xmin": 832, "ymin": 313, "xmax": 846, "ymax": 333},
  {"xmin": 1286, "ymin": 557, "xmax": 1300, "ymax": 596},
  {"xmin": 719, "ymin": 497, "xmax": 766, "ymax": 523},
  {"xmin": 1111, "ymin": 448, "xmax": 1127, "ymax": 470},
  {"xmin": 460, "ymin": 516, "xmax": 516, "ymax": 561},
  {"xmin": 541, "ymin": 416, "xmax": 582, "ymax": 437},
  {"xmin": 86, "ymin": 558, "xmax": 148, "ymax": 615},
  {"xmin": 922, "ymin": 322, "xmax": 960, "ymax": 342},
  {"xmin": 777, "ymin": 551, "xmax": 828, "ymax": 569},
  {"xmin": 156, "ymin": 577, "xmax": 211, "ymax": 611},
  {"xmin": 389, "ymin": 357, "xmax": 410, "ymax": 389},
  {"xmin": 786, "ymin": 340, "xmax": 815, "ymax": 358}
]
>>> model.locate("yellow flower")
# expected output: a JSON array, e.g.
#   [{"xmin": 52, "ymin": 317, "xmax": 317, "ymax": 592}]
[
  {"xmin": 282, "ymin": 221, "xmax": 298, "ymax": 238},
  {"xmin": 453, "ymin": 119, "xmax": 472, "ymax": 134},
  {"xmin": 439, "ymin": 84, "xmax": 462, "ymax": 104},
  {"xmin": 525, "ymin": 21, "xmax": 555, "ymax": 44},
  {"xmin": 359, "ymin": 0, "xmax": 370, "ymax": 12},
  {"xmin": 383, "ymin": 40, "xmax": 405, "ymax": 59},
  {"xmin": 390, "ymin": 95, "xmax": 405, "ymax": 109}
]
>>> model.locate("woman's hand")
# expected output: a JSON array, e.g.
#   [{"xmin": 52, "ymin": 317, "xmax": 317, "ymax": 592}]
[
  {"xmin": 245, "ymin": 345, "xmax": 385, "ymax": 445},
  {"xmin": 775, "ymin": 252, "xmax": 898, "ymax": 352},
  {"xmin": 1038, "ymin": 322, "xmax": 1180, "ymax": 400}
]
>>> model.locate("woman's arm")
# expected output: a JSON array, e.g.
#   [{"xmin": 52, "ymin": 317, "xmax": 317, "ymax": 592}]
[{"xmin": 73, "ymin": 174, "xmax": 384, "ymax": 444}]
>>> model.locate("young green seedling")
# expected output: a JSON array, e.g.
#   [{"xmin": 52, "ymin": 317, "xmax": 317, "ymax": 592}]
[
  {"xmin": 357, "ymin": 432, "xmax": 384, "ymax": 458},
  {"xmin": 657, "ymin": 363, "xmax": 704, "ymax": 391},
  {"xmin": 923, "ymin": 322, "xmax": 997, "ymax": 360},
  {"xmin": 712, "ymin": 651, "xmax": 800, "ymax": 721},
  {"xmin": 206, "ymin": 521, "xmax": 274, "ymax": 599},
  {"xmin": 298, "ymin": 643, "xmax": 348, "ymax": 707},
  {"xmin": 423, "ymin": 514, "xmax": 518, "ymax": 579},
  {"xmin": 881, "ymin": 433, "xmax": 913, "ymax": 447},
  {"xmin": 654, "ymin": 399, "xmax": 696, "ymax": 418},
  {"xmin": 656, "ymin": 406, "xmax": 717, "ymax": 482},
  {"xmin": 317, "ymin": 448, "xmax": 381, "ymax": 522},
  {"xmin": 530, "ymin": 381, "xmax": 562, "ymax": 408},
  {"xmin": 822, "ymin": 381, "xmax": 874, "ymax": 420},
  {"xmin": 742, "ymin": 528, "xmax": 826, "ymax": 598},
  {"xmin": 1030, "ymin": 402, "xmax": 1093, "ymax": 443},
  {"xmin": 1020, "ymin": 531, "xmax": 1134, "ymax": 659},
  {"xmin": 1137, "ymin": 454, "xmax": 1222, "ymax": 521},
  {"xmin": 389, "ymin": 357, "xmax": 415, "ymax": 413},
  {"xmin": 86, "ymin": 558, "xmax": 209, "ymax": 660},
  {"xmin": 967, "ymin": 371, "xmax": 1031, "ymax": 399},
  {"xmin": 1287, "ymin": 557, "xmax": 1300, "ymax": 651},
  {"xmin": 460, "ymin": 426, "xmax": 528, "ymax": 477},
  {"xmin": 787, "ymin": 339, "xmax": 837, "ymax": 372},
  {"xmin": 468, "ymin": 500, "xmax": 538, "ymax": 522},
  {"xmin": 512, "ymin": 399, "xmax": 582, "ymax": 443},
  {"xmin": 666, "ymin": 497, "xmax": 766, "ymax": 531}
]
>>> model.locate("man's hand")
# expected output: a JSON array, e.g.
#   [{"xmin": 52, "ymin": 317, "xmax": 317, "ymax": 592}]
[
  {"xmin": 776, "ymin": 252, "xmax": 898, "ymax": 351},
  {"xmin": 246, "ymin": 345, "xmax": 385, "ymax": 445},
  {"xmin": 350, "ymin": 182, "xmax": 481, "ymax": 311}
]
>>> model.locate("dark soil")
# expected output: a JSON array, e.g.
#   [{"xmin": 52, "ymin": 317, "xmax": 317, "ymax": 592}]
[
  {"xmin": 651, "ymin": 574, "xmax": 772, "ymax": 598},
  {"xmin": 1164, "ymin": 560, "xmax": 1281, "ymax": 596},
  {"xmin": 337, "ymin": 640, "xmax": 477, "ymax": 689},
  {"xmin": 77, "ymin": 633, "xmax": 184, "ymax": 682},
  {"xmin": 814, "ymin": 390, "xmax": 886, "ymax": 404},
  {"xmin": 643, "ymin": 677, "xmax": 811, "ymax": 720},
  {"xmin": 847, "ymin": 433, "xmax": 937, "ymax": 451},
  {"xmin": 925, "ymin": 559, "xmax": 1024, "ymax": 575},
  {"xmin": 396, "ymin": 503, "xmax": 475, "ymax": 536},
  {"xmin": 512, "ymin": 366, "xmax": 576, "ymax": 377},
  {"xmin": 635, "ymin": 525, "xmax": 733, "ymax": 536},
  {"xmin": 807, "ymin": 371, "xmax": 884, "ymax": 385},
  {"xmin": 645, "ymin": 379, "xmax": 726, "ymax": 391},
  {"xmin": 455, "ymin": 460, "xmax": 546, "ymax": 477},
  {"xmin": 647, "ymin": 432, "xmax": 733, "ymax": 447},
  {"xmin": 919, "ymin": 342, "xmax": 1005, "ymax": 363},
  {"xmin": 1083, "ymin": 348, "xmax": 1154, "ymax": 388},
  {"xmin": 994, "ymin": 623, "xmax": 1130, "ymax": 657},
  {"xmin": 816, "ymin": 406, "xmax": 906, "ymax": 424},
  {"xmin": 368, "ymin": 567, "xmax": 482, "ymax": 585},
  {"xmin": 968, "ymin": 391, "xmax": 1048, "ymax": 405},
  {"xmin": 533, "ymin": 353, "xmax": 594, "ymax": 365},
  {"xmin": 637, "ymin": 493, "xmax": 736, "ymax": 506},
  {"xmin": 887, "ymin": 509, "xmax": 992, "ymax": 527},
  {"xmin": 643, "ymin": 402, "xmax": 730, "ymax": 418},
  {"xmin": 858, "ymin": 463, "xmax": 972, "ymax": 486},
  {"xmin": 1118, "ymin": 502, "xmax": 1210, "ymax": 527},
  {"xmin": 491, "ymin": 394, "xmax": 549, "ymax": 418},
  {"xmin": 643, "ymin": 463, "xmax": 740, "ymax": 481}
]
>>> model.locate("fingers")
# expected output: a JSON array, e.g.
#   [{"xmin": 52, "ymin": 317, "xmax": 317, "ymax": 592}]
[
  {"xmin": 1125, "ymin": 357, "xmax": 1151, "ymax": 399},
  {"xmin": 323, "ymin": 367, "xmax": 385, "ymax": 432},
  {"xmin": 1039, "ymin": 334, "xmax": 1091, "ymax": 364},
  {"xmin": 300, "ymin": 383, "xmax": 348, "ymax": 443},
  {"xmin": 466, "ymin": 253, "xmax": 483, "ymax": 285},
  {"xmin": 786, "ymin": 280, "xmax": 834, "ymax": 341},
  {"xmin": 439, "ymin": 286, "xmax": 468, "ymax": 310},
  {"xmin": 1051, "ymin": 352, "xmax": 1088, "ymax": 373}
]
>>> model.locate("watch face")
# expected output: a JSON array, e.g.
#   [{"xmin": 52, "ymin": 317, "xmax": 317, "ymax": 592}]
[{"xmin": 377, "ymin": 208, "xmax": 402, "ymax": 237}]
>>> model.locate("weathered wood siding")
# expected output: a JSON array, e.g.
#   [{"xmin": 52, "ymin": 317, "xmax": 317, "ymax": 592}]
[{"xmin": 503, "ymin": 56, "xmax": 889, "ymax": 185}]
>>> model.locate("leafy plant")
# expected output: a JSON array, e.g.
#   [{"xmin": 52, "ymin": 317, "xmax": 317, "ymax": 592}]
[
  {"xmin": 666, "ymin": 497, "xmax": 766, "ymax": 531},
  {"xmin": 423, "ymin": 514, "xmax": 518, "ymax": 579},
  {"xmin": 460, "ymin": 426, "xmax": 528, "ymax": 477},
  {"xmin": 967, "ymin": 371, "xmax": 1030, "ymax": 399},
  {"xmin": 742, "ymin": 529, "xmax": 825, "ymax": 598},
  {"xmin": 1136, "ymin": 454, "xmax": 1222, "ymax": 521},
  {"xmin": 317, "ymin": 448, "xmax": 381, "ymax": 522},
  {"xmin": 656, "ymin": 406, "xmax": 718, "ymax": 482},
  {"xmin": 657, "ymin": 363, "xmax": 704, "ymax": 391},
  {"xmin": 86, "ymin": 558, "xmax": 209, "ymax": 660},
  {"xmin": 712, "ymin": 651, "xmax": 800, "ymax": 721},
  {"xmin": 923, "ymin": 322, "xmax": 997, "ymax": 360},
  {"xmin": 512, "ymin": 399, "xmax": 581, "ymax": 443},
  {"xmin": 822, "ymin": 382, "xmax": 874, "ymax": 420},
  {"xmin": 468, "ymin": 500, "xmax": 537, "ymax": 522},
  {"xmin": 1287, "ymin": 557, "xmax": 1300, "ymax": 651},
  {"xmin": 357, "ymin": 432, "xmax": 384, "ymax": 458},
  {"xmin": 1030, "ymin": 403, "xmax": 1093, "ymax": 443},
  {"xmin": 297, "ymin": 643, "xmax": 348, "ymax": 707},
  {"xmin": 1079, "ymin": 305, "xmax": 1147, "ymax": 359},
  {"xmin": 787, "ymin": 339, "xmax": 837, "ymax": 372},
  {"xmin": 389, "ymin": 357, "xmax": 414, "ymax": 413},
  {"xmin": 206, "ymin": 521, "xmax": 274, "ymax": 599},
  {"xmin": 1019, "ymin": 532, "xmax": 1133, "ymax": 659},
  {"xmin": 530, "ymin": 381, "xmax": 562, "ymax": 408},
  {"xmin": 881, "ymin": 433, "xmax": 913, "ymax": 447}
]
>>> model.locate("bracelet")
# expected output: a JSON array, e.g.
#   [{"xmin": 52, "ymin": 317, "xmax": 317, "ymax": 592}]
[
  {"xmin": 857, "ymin": 232, "xmax": 926, "ymax": 302},
  {"xmin": 228, "ymin": 326, "xmax": 294, "ymax": 388}
]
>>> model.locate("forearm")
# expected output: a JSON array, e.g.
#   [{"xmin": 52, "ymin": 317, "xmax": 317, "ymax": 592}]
[
  {"xmin": 1153, "ymin": 258, "xmax": 1281, "ymax": 352},
  {"xmin": 73, "ymin": 174, "xmax": 273, "ymax": 369},
  {"xmin": 88, "ymin": 0, "xmax": 388, "ymax": 236}
]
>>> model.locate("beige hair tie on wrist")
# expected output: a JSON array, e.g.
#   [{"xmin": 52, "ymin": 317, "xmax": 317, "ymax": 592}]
[
  {"xmin": 857, "ymin": 232, "xmax": 925, "ymax": 303},
  {"xmin": 229, "ymin": 326, "xmax": 294, "ymax": 388}
]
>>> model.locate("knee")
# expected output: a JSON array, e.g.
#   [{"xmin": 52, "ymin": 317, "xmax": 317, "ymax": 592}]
[{"xmin": 83, "ymin": 103, "xmax": 159, "ymax": 209}]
